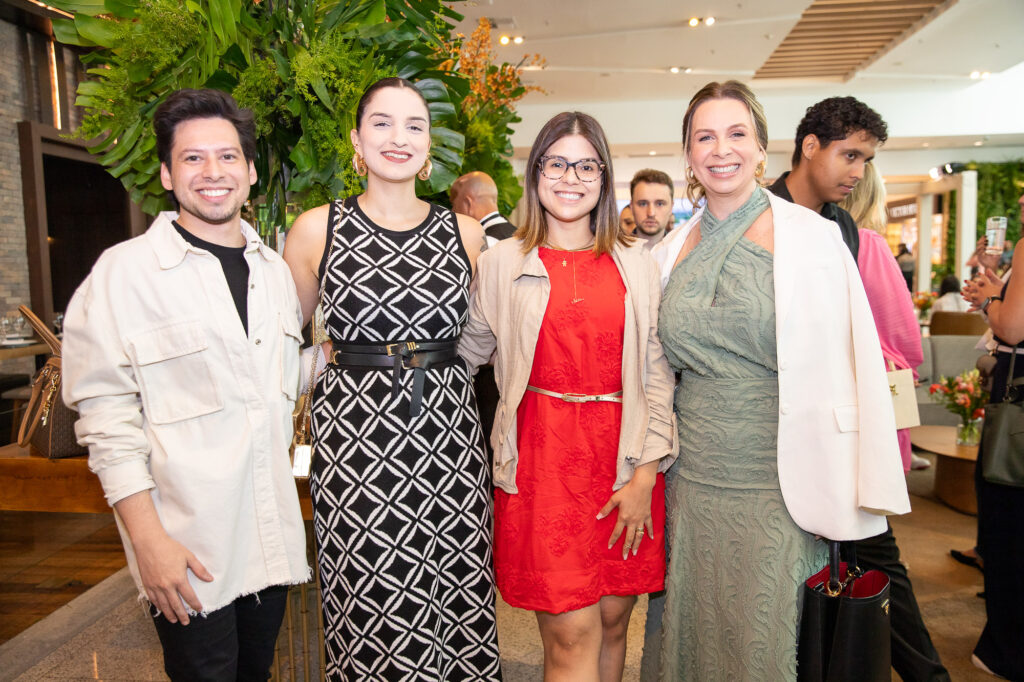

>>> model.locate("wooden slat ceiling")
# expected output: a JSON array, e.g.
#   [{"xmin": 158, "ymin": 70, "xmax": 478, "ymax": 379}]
[{"xmin": 755, "ymin": 0, "xmax": 958, "ymax": 81}]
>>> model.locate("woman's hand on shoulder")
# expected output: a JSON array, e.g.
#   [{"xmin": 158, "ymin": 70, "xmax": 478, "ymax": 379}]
[
  {"xmin": 455, "ymin": 213, "xmax": 487, "ymax": 275},
  {"xmin": 283, "ymin": 204, "xmax": 331, "ymax": 325}
]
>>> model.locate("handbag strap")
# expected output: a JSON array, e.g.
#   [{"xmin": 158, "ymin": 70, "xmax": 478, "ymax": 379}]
[
  {"xmin": 825, "ymin": 540, "xmax": 862, "ymax": 597},
  {"xmin": 18, "ymin": 305, "xmax": 61, "ymax": 356},
  {"xmin": 17, "ymin": 358, "xmax": 61, "ymax": 446},
  {"xmin": 1002, "ymin": 349, "xmax": 1024, "ymax": 402},
  {"xmin": 294, "ymin": 210, "xmax": 341, "ymax": 443}
]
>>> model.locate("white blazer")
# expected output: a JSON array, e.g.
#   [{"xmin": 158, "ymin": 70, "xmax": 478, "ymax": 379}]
[{"xmin": 652, "ymin": 190, "xmax": 911, "ymax": 541}]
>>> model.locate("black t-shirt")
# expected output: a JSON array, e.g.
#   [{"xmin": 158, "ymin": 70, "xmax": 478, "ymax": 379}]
[
  {"xmin": 768, "ymin": 172, "xmax": 860, "ymax": 265},
  {"xmin": 173, "ymin": 221, "xmax": 250, "ymax": 334}
]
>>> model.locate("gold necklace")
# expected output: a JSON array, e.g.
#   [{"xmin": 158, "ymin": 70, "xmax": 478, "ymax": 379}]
[{"xmin": 543, "ymin": 242, "xmax": 592, "ymax": 304}]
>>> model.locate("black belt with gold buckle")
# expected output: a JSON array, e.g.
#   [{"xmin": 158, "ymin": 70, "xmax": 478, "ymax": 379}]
[{"xmin": 327, "ymin": 340, "xmax": 459, "ymax": 416}]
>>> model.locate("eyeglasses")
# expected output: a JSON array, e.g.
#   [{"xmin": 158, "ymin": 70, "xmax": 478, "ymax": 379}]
[{"xmin": 538, "ymin": 156, "xmax": 606, "ymax": 183}]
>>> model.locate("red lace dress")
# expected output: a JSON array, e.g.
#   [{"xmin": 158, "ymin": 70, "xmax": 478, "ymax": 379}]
[{"xmin": 493, "ymin": 247, "xmax": 666, "ymax": 614}]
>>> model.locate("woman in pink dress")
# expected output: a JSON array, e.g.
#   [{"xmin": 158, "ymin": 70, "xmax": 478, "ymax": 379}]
[{"xmin": 841, "ymin": 162, "xmax": 923, "ymax": 470}]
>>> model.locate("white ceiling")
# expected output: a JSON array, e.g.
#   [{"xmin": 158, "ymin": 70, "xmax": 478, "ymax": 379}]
[
  {"xmin": 452, "ymin": 0, "xmax": 1024, "ymax": 178},
  {"xmin": 454, "ymin": 0, "xmax": 1024, "ymax": 102}
]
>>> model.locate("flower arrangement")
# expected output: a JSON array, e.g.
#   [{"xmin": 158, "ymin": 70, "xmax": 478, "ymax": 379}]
[
  {"xmin": 930, "ymin": 369, "xmax": 988, "ymax": 445},
  {"xmin": 433, "ymin": 18, "xmax": 545, "ymax": 215},
  {"xmin": 913, "ymin": 291, "xmax": 937, "ymax": 318}
]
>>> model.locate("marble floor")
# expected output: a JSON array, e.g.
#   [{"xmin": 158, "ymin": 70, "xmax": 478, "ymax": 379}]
[{"xmin": 0, "ymin": 453, "xmax": 992, "ymax": 681}]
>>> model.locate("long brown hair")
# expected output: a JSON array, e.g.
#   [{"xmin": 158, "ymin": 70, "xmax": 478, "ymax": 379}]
[
  {"xmin": 681, "ymin": 81, "xmax": 768, "ymax": 206},
  {"xmin": 516, "ymin": 112, "xmax": 626, "ymax": 255}
]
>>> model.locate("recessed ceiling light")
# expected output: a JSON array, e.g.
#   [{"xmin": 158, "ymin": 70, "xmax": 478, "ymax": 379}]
[
  {"xmin": 649, "ymin": 151, "xmax": 657, "ymax": 156},
  {"xmin": 669, "ymin": 66, "xmax": 680, "ymax": 74},
  {"xmin": 970, "ymin": 70, "xmax": 981, "ymax": 79},
  {"xmin": 981, "ymin": 71, "xmax": 991, "ymax": 79},
  {"xmin": 513, "ymin": 36, "xmax": 524, "ymax": 45},
  {"xmin": 705, "ymin": 16, "xmax": 715, "ymax": 26},
  {"xmin": 499, "ymin": 35, "xmax": 510, "ymax": 46},
  {"xmin": 974, "ymin": 141, "xmax": 984, "ymax": 146},
  {"xmin": 684, "ymin": 67, "xmax": 693, "ymax": 73},
  {"xmin": 922, "ymin": 142, "xmax": 930, "ymax": 148},
  {"xmin": 689, "ymin": 17, "xmax": 699, "ymax": 27}
]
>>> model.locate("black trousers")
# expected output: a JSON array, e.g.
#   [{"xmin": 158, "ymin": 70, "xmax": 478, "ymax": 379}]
[
  {"xmin": 151, "ymin": 584, "xmax": 289, "ymax": 682},
  {"xmin": 844, "ymin": 524, "xmax": 950, "ymax": 682}
]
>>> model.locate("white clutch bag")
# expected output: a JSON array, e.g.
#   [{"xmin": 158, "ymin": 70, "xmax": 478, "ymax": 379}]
[{"xmin": 888, "ymin": 360, "xmax": 920, "ymax": 430}]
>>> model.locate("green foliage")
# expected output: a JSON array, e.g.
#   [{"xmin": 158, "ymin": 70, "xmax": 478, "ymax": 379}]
[
  {"xmin": 973, "ymin": 159, "xmax": 1024, "ymax": 244},
  {"xmin": 49, "ymin": 0, "xmax": 469, "ymax": 230},
  {"xmin": 460, "ymin": 106, "xmax": 522, "ymax": 216}
]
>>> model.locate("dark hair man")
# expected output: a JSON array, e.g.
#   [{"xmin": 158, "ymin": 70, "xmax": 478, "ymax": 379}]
[
  {"xmin": 769, "ymin": 96, "xmax": 889, "ymax": 264},
  {"xmin": 63, "ymin": 89, "xmax": 308, "ymax": 681},
  {"xmin": 630, "ymin": 169, "xmax": 675, "ymax": 249},
  {"xmin": 451, "ymin": 170, "xmax": 516, "ymax": 245},
  {"xmin": 770, "ymin": 96, "xmax": 949, "ymax": 682}
]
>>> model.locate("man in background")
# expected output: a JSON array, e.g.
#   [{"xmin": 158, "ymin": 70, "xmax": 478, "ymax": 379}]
[
  {"xmin": 619, "ymin": 204, "xmax": 636, "ymax": 235},
  {"xmin": 450, "ymin": 170, "xmax": 515, "ymax": 454},
  {"xmin": 771, "ymin": 95, "xmax": 950, "ymax": 682},
  {"xmin": 630, "ymin": 169, "xmax": 675, "ymax": 249},
  {"xmin": 451, "ymin": 171, "xmax": 516, "ymax": 247}
]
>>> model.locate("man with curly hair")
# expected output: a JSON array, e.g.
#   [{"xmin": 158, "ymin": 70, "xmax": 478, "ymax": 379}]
[
  {"xmin": 771, "ymin": 96, "xmax": 950, "ymax": 682},
  {"xmin": 769, "ymin": 96, "xmax": 890, "ymax": 264}
]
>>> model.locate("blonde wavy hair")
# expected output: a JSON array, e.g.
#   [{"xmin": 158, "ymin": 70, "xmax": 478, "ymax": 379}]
[{"xmin": 839, "ymin": 161, "xmax": 887, "ymax": 235}]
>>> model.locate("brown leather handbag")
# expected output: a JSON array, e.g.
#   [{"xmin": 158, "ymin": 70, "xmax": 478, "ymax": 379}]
[{"xmin": 16, "ymin": 305, "xmax": 87, "ymax": 458}]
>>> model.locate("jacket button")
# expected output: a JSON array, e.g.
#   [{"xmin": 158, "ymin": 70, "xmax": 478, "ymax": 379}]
[
  {"xmin": 780, "ymin": 404, "xmax": 789, "ymax": 415},
  {"xmin": 255, "ymin": 339, "xmax": 261, "ymax": 345}
]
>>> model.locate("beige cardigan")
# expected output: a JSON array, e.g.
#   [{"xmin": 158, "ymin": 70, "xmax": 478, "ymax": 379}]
[{"xmin": 458, "ymin": 237, "xmax": 677, "ymax": 494}]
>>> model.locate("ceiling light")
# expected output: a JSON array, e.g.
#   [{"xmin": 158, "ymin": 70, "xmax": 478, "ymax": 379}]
[
  {"xmin": 970, "ymin": 71, "xmax": 981, "ymax": 79},
  {"xmin": 513, "ymin": 36, "xmax": 524, "ymax": 45},
  {"xmin": 922, "ymin": 142, "xmax": 929, "ymax": 147},
  {"xmin": 688, "ymin": 17, "xmax": 699, "ymax": 27},
  {"xmin": 981, "ymin": 71, "xmax": 991, "ymax": 79},
  {"xmin": 705, "ymin": 16, "xmax": 715, "ymax": 26},
  {"xmin": 684, "ymin": 67, "xmax": 693, "ymax": 73},
  {"xmin": 669, "ymin": 66, "xmax": 680, "ymax": 74},
  {"xmin": 499, "ymin": 35, "xmax": 510, "ymax": 45},
  {"xmin": 974, "ymin": 141, "xmax": 984, "ymax": 146},
  {"xmin": 649, "ymin": 151, "xmax": 657, "ymax": 156}
]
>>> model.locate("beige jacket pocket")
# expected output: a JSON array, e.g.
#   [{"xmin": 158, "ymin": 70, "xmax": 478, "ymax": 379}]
[{"xmin": 128, "ymin": 320, "xmax": 222, "ymax": 424}]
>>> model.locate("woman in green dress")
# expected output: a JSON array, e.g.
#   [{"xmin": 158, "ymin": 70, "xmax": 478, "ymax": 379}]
[{"xmin": 640, "ymin": 81, "xmax": 909, "ymax": 681}]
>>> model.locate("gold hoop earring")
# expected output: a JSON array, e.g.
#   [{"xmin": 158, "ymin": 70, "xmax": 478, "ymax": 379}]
[
  {"xmin": 755, "ymin": 160, "xmax": 766, "ymax": 180},
  {"xmin": 353, "ymin": 153, "xmax": 367, "ymax": 177},
  {"xmin": 418, "ymin": 158, "xmax": 433, "ymax": 181},
  {"xmin": 685, "ymin": 167, "xmax": 696, "ymax": 182}
]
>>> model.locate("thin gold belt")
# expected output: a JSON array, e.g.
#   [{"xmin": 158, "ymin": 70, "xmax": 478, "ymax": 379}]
[{"xmin": 525, "ymin": 385, "xmax": 623, "ymax": 403}]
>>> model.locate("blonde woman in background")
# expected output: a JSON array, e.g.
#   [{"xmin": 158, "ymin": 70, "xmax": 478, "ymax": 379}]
[{"xmin": 840, "ymin": 161, "xmax": 924, "ymax": 472}]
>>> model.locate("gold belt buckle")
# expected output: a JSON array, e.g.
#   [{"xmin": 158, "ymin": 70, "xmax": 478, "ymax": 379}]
[{"xmin": 386, "ymin": 341, "xmax": 418, "ymax": 356}]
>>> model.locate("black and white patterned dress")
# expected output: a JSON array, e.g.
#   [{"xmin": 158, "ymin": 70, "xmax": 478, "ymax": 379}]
[{"xmin": 310, "ymin": 196, "xmax": 501, "ymax": 681}]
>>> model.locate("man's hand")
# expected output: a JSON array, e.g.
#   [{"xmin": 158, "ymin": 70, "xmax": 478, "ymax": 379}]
[
  {"xmin": 114, "ymin": 490, "xmax": 213, "ymax": 625},
  {"xmin": 134, "ymin": 531, "xmax": 213, "ymax": 624}
]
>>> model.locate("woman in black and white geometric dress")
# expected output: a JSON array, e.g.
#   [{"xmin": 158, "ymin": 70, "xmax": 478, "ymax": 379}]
[{"xmin": 284, "ymin": 77, "xmax": 501, "ymax": 681}]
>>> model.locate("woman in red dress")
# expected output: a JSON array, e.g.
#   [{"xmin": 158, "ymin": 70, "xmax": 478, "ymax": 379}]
[{"xmin": 459, "ymin": 112, "xmax": 677, "ymax": 680}]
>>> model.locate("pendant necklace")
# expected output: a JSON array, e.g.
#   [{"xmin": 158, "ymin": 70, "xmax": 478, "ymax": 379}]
[{"xmin": 545, "ymin": 241, "xmax": 592, "ymax": 305}]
